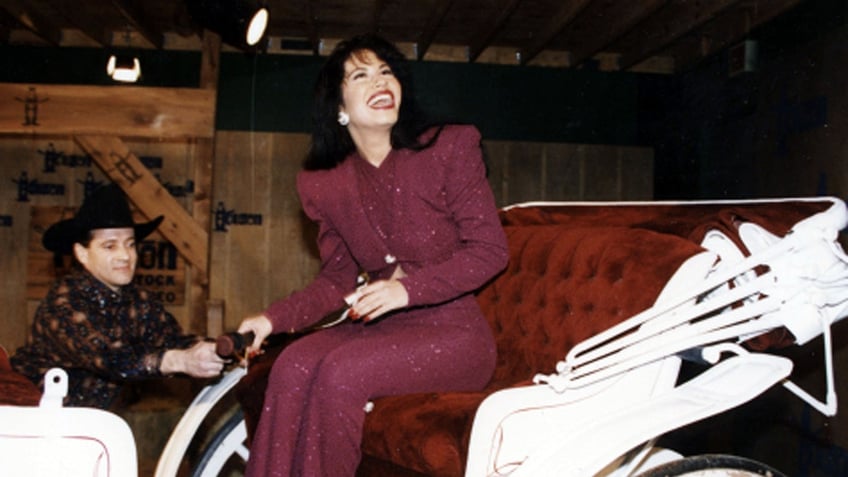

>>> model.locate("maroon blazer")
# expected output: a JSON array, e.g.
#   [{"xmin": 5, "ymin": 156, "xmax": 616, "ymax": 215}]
[{"xmin": 265, "ymin": 125, "xmax": 508, "ymax": 333}]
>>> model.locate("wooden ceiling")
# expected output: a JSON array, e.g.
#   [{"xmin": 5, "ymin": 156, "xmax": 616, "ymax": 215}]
[{"xmin": 0, "ymin": 0, "xmax": 805, "ymax": 72}]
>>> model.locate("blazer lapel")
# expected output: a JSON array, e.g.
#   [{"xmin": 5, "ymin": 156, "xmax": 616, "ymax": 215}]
[{"xmin": 340, "ymin": 157, "xmax": 397, "ymax": 270}]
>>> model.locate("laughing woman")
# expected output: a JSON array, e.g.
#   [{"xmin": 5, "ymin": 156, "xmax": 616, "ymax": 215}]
[{"xmin": 236, "ymin": 34, "xmax": 508, "ymax": 477}]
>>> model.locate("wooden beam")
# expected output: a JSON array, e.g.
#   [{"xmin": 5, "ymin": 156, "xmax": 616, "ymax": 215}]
[
  {"xmin": 519, "ymin": 0, "xmax": 593, "ymax": 65},
  {"xmin": 199, "ymin": 30, "xmax": 222, "ymax": 89},
  {"xmin": 190, "ymin": 137, "xmax": 215, "ymax": 331},
  {"xmin": 743, "ymin": 0, "xmax": 806, "ymax": 29},
  {"xmin": 467, "ymin": 0, "xmax": 523, "ymax": 63},
  {"xmin": 567, "ymin": 0, "xmax": 668, "ymax": 68},
  {"xmin": 0, "ymin": 0, "xmax": 62, "ymax": 45},
  {"xmin": 370, "ymin": 0, "xmax": 386, "ymax": 33},
  {"xmin": 190, "ymin": 29, "xmax": 221, "ymax": 334},
  {"xmin": 617, "ymin": 0, "xmax": 744, "ymax": 70},
  {"xmin": 669, "ymin": 0, "xmax": 803, "ymax": 72},
  {"xmin": 305, "ymin": 0, "xmax": 321, "ymax": 55},
  {"xmin": 110, "ymin": 0, "xmax": 166, "ymax": 50},
  {"xmin": 415, "ymin": 0, "xmax": 454, "ymax": 60},
  {"xmin": 46, "ymin": 0, "xmax": 112, "ymax": 47},
  {"xmin": 666, "ymin": 6, "xmax": 751, "ymax": 72},
  {"xmin": 74, "ymin": 134, "xmax": 209, "ymax": 280},
  {"xmin": 0, "ymin": 83, "xmax": 215, "ymax": 139}
]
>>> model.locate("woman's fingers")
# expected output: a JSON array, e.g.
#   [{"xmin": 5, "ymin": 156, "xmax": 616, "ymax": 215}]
[
  {"xmin": 351, "ymin": 280, "xmax": 409, "ymax": 321},
  {"xmin": 237, "ymin": 315, "xmax": 272, "ymax": 353}
]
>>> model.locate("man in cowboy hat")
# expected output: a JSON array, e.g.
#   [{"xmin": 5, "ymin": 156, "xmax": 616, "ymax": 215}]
[{"xmin": 11, "ymin": 183, "xmax": 225, "ymax": 408}]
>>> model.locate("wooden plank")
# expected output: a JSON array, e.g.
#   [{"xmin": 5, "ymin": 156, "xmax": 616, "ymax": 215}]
[
  {"xmin": 566, "ymin": 0, "xmax": 667, "ymax": 67},
  {"xmin": 25, "ymin": 205, "xmax": 73, "ymax": 300},
  {"xmin": 0, "ymin": 83, "xmax": 215, "ymax": 139},
  {"xmin": 0, "ymin": 0, "xmax": 62, "ymax": 45},
  {"xmin": 206, "ymin": 299, "xmax": 224, "ymax": 338},
  {"xmin": 74, "ymin": 134, "xmax": 209, "ymax": 278},
  {"xmin": 266, "ymin": 132, "xmax": 315, "ymax": 316},
  {"xmin": 544, "ymin": 143, "xmax": 583, "ymax": 201},
  {"xmin": 210, "ymin": 131, "xmax": 319, "ymax": 333},
  {"xmin": 519, "ymin": 0, "xmax": 593, "ymax": 65},
  {"xmin": 582, "ymin": 145, "xmax": 621, "ymax": 200},
  {"xmin": 617, "ymin": 0, "xmax": 743, "ymax": 70},
  {"xmin": 45, "ymin": 0, "xmax": 112, "ymax": 47},
  {"xmin": 109, "ymin": 0, "xmax": 166, "ymax": 49},
  {"xmin": 199, "ymin": 31, "xmax": 222, "ymax": 90},
  {"xmin": 0, "ymin": 194, "xmax": 32, "ymax": 351},
  {"xmin": 414, "ymin": 0, "xmax": 454, "ymax": 60},
  {"xmin": 184, "ymin": 31, "xmax": 221, "ymax": 334},
  {"xmin": 211, "ymin": 131, "xmax": 274, "ymax": 332},
  {"xmin": 480, "ymin": 141, "xmax": 507, "ymax": 207},
  {"xmin": 505, "ymin": 141, "xmax": 545, "ymax": 204},
  {"xmin": 620, "ymin": 147, "xmax": 654, "ymax": 200},
  {"xmin": 467, "ymin": 0, "xmax": 523, "ymax": 62},
  {"xmin": 667, "ymin": 0, "xmax": 803, "ymax": 73},
  {"xmin": 189, "ymin": 137, "xmax": 214, "ymax": 332}
]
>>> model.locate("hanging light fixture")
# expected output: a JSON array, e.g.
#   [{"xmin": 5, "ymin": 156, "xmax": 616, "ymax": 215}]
[
  {"xmin": 106, "ymin": 28, "xmax": 141, "ymax": 83},
  {"xmin": 186, "ymin": 0, "xmax": 270, "ymax": 50},
  {"xmin": 106, "ymin": 55, "xmax": 141, "ymax": 83}
]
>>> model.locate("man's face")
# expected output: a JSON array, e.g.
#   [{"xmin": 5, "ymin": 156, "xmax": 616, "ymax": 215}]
[{"xmin": 74, "ymin": 227, "xmax": 137, "ymax": 291}]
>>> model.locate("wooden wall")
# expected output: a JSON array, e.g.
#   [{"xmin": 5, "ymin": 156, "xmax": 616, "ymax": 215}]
[
  {"xmin": 0, "ymin": 129, "xmax": 652, "ymax": 351},
  {"xmin": 209, "ymin": 131, "xmax": 320, "ymax": 332},
  {"xmin": 484, "ymin": 140, "xmax": 654, "ymax": 205}
]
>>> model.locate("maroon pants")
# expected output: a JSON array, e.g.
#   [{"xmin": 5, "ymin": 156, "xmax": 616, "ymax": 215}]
[{"xmin": 244, "ymin": 304, "xmax": 495, "ymax": 477}]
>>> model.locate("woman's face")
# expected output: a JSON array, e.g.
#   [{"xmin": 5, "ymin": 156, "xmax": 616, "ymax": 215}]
[
  {"xmin": 339, "ymin": 49, "xmax": 402, "ymax": 135},
  {"xmin": 74, "ymin": 227, "xmax": 138, "ymax": 292}
]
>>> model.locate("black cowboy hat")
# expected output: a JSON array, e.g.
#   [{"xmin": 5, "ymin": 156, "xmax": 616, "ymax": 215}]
[{"xmin": 42, "ymin": 183, "xmax": 164, "ymax": 254}]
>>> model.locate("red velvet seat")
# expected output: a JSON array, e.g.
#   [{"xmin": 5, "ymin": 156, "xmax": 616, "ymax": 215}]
[{"xmin": 0, "ymin": 346, "xmax": 41, "ymax": 407}]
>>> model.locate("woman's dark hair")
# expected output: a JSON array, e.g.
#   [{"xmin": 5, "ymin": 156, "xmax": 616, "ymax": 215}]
[{"xmin": 304, "ymin": 34, "xmax": 440, "ymax": 170}]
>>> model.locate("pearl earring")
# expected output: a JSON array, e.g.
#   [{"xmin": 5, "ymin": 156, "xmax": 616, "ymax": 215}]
[{"xmin": 337, "ymin": 111, "xmax": 350, "ymax": 126}]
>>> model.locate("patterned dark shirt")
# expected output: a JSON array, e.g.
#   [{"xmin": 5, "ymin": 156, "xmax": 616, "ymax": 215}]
[{"xmin": 11, "ymin": 268, "xmax": 198, "ymax": 408}]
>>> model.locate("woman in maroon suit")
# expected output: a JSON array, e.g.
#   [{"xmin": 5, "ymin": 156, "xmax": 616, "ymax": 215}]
[{"xmin": 237, "ymin": 34, "xmax": 508, "ymax": 477}]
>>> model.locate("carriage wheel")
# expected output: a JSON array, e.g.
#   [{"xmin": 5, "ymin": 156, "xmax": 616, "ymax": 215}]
[
  {"xmin": 636, "ymin": 454, "xmax": 787, "ymax": 477},
  {"xmin": 190, "ymin": 409, "xmax": 249, "ymax": 477}
]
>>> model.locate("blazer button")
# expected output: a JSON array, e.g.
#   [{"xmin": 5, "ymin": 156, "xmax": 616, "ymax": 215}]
[{"xmin": 384, "ymin": 254, "xmax": 397, "ymax": 264}]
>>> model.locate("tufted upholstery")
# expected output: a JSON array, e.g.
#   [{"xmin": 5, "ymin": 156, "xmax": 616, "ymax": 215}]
[
  {"xmin": 480, "ymin": 225, "xmax": 704, "ymax": 386},
  {"xmin": 0, "ymin": 346, "xmax": 40, "ymax": 406},
  {"xmin": 232, "ymin": 200, "xmax": 833, "ymax": 477}
]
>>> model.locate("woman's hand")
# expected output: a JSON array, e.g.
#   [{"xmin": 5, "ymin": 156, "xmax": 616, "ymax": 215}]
[
  {"xmin": 237, "ymin": 314, "xmax": 273, "ymax": 356},
  {"xmin": 349, "ymin": 279, "xmax": 409, "ymax": 322}
]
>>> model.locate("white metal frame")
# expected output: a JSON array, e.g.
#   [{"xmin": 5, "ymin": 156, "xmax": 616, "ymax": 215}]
[{"xmin": 465, "ymin": 197, "xmax": 848, "ymax": 476}]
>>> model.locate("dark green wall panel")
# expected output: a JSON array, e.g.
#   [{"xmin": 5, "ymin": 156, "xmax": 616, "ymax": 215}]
[
  {"xmin": 0, "ymin": 45, "xmax": 649, "ymax": 145},
  {"xmin": 215, "ymin": 53, "xmax": 644, "ymax": 144}
]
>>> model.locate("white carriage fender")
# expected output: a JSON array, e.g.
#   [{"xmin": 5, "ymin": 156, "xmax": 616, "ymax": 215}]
[
  {"xmin": 155, "ymin": 365, "xmax": 248, "ymax": 477},
  {"xmin": 466, "ymin": 349, "xmax": 792, "ymax": 477}
]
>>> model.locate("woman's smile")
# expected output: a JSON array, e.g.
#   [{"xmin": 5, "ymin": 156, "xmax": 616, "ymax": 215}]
[{"xmin": 367, "ymin": 90, "xmax": 395, "ymax": 109}]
